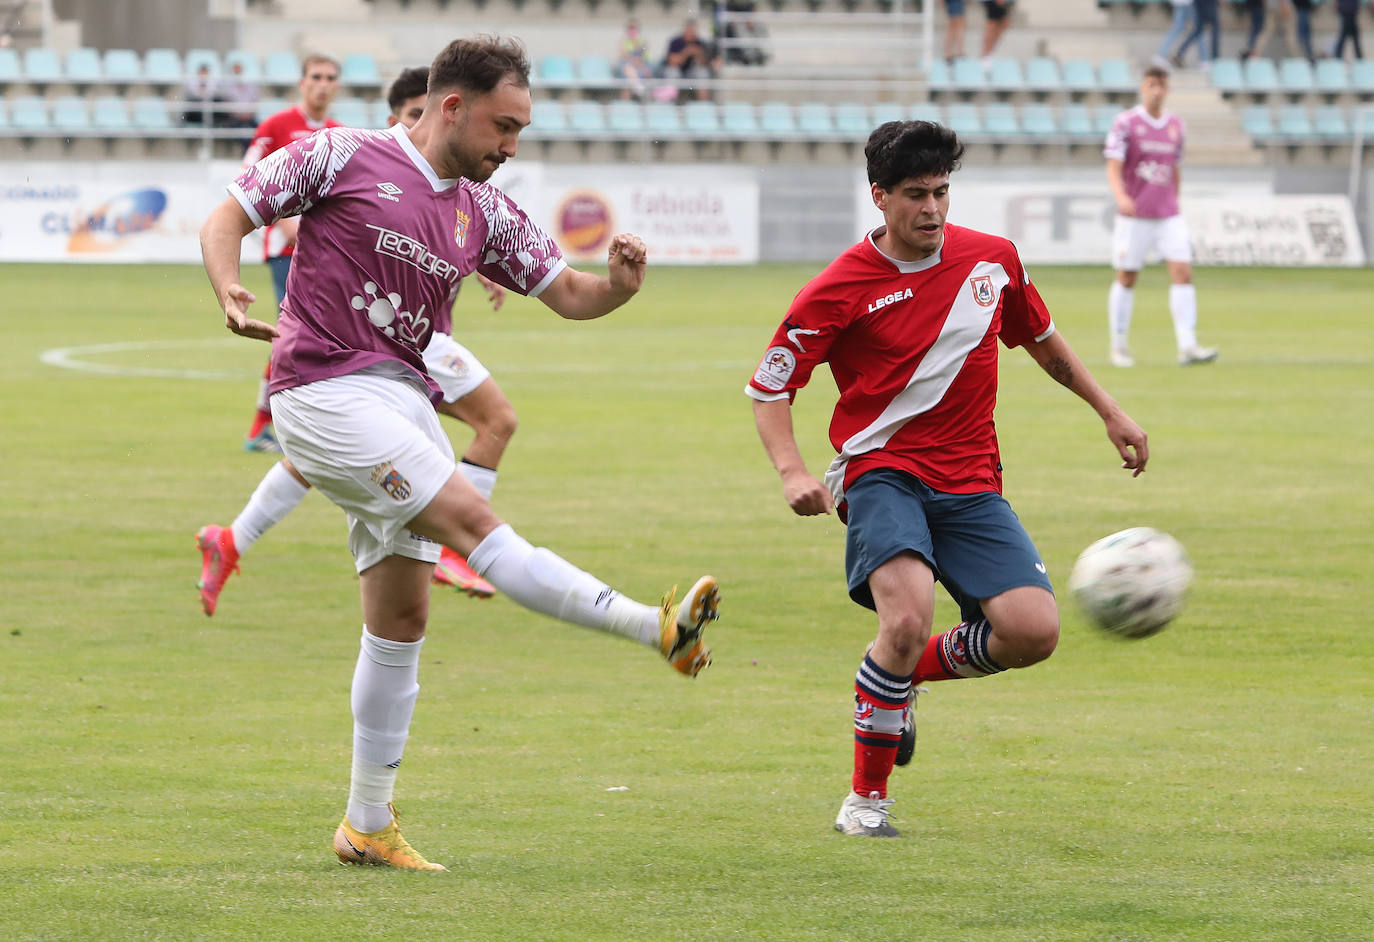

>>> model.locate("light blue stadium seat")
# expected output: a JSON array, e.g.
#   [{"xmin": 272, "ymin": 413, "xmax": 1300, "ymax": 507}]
[
  {"xmin": 531, "ymin": 98, "xmax": 569, "ymax": 134},
  {"xmin": 340, "ymin": 53, "xmax": 380, "ymax": 86},
  {"xmin": 102, "ymin": 48, "xmax": 141, "ymax": 82},
  {"xmin": 1350, "ymin": 60, "xmax": 1374, "ymax": 95},
  {"xmin": 1025, "ymin": 57, "xmax": 1062, "ymax": 94},
  {"xmin": 538, "ymin": 55, "xmax": 576, "ymax": 86},
  {"xmin": 1097, "ymin": 58, "xmax": 1134, "ymax": 94},
  {"xmin": 944, "ymin": 102, "xmax": 985, "ymax": 137},
  {"xmin": 721, "ymin": 101, "xmax": 759, "ymax": 136},
  {"xmin": 986, "ymin": 58, "xmax": 1024, "ymax": 93},
  {"xmin": 1313, "ymin": 104, "xmax": 1349, "ymax": 138},
  {"xmin": 1241, "ymin": 104, "xmax": 1275, "ymax": 140},
  {"xmin": 925, "ymin": 57, "xmax": 950, "ymax": 94},
  {"xmin": 567, "ymin": 100, "xmax": 607, "ymax": 134},
  {"xmin": 143, "ymin": 48, "xmax": 183, "ymax": 83},
  {"xmin": 1353, "ymin": 104, "xmax": 1374, "ymax": 136},
  {"xmin": 1276, "ymin": 103, "xmax": 1315, "ymax": 139},
  {"xmin": 23, "ymin": 47, "xmax": 62, "ymax": 82},
  {"xmin": 1210, "ymin": 58, "xmax": 1244, "ymax": 95},
  {"xmin": 1313, "ymin": 59, "xmax": 1348, "ymax": 95},
  {"xmin": 331, "ymin": 96, "xmax": 370, "ymax": 128},
  {"xmin": 606, "ymin": 100, "xmax": 646, "ymax": 134},
  {"xmin": 796, "ymin": 102, "xmax": 834, "ymax": 136},
  {"xmin": 263, "ymin": 51, "xmax": 301, "ymax": 85},
  {"xmin": 1243, "ymin": 58, "xmax": 1279, "ymax": 95},
  {"xmin": 759, "ymin": 101, "xmax": 799, "ymax": 136},
  {"xmin": 832, "ymin": 102, "xmax": 870, "ymax": 136},
  {"xmin": 1092, "ymin": 103, "xmax": 1120, "ymax": 136},
  {"xmin": 868, "ymin": 102, "xmax": 906, "ymax": 126},
  {"xmin": 908, "ymin": 101, "xmax": 944, "ymax": 124},
  {"xmin": 1277, "ymin": 58, "xmax": 1314, "ymax": 96},
  {"xmin": 51, "ymin": 95, "xmax": 91, "ymax": 131},
  {"xmin": 1020, "ymin": 102, "xmax": 1060, "ymax": 137},
  {"xmin": 950, "ymin": 57, "xmax": 989, "ymax": 94},
  {"xmin": 645, "ymin": 102, "xmax": 684, "ymax": 135},
  {"xmin": 577, "ymin": 55, "xmax": 615, "ymax": 85},
  {"xmin": 132, "ymin": 96, "xmax": 173, "ymax": 130},
  {"xmin": 10, "ymin": 96, "xmax": 50, "ymax": 131},
  {"xmin": 1061, "ymin": 59, "xmax": 1097, "ymax": 94},
  {"xmin": 981, "ymin": 101, "xmax": 1021, "ymax": 137},
  {"xmin": 224, "ymin": 50, "xmax": 262, "ymax": 83},
  {"xmin": 682, "ymin": 100, "xmax": 722, "ymax": 135},
  {"xmin": 65, "ymin": 48, "xmax": 102, "ymax": 82},
  {"xmin": 91, "ymin": 95, "xmax": 133, "ymax": 132},
  {"xmin": 255, "ymin": 97, "xmax": 288, "ymax": 123},
  {"xmin": 1061, "ymin": 102, "xmax": 1096, "ymax": 139},
  {"xmin": 370, "ymin": 98, "xmax": 394, "ymax": 128},
  {"xmin": 0, "ymin": 48, "xmax": 19, "ymax": 82},
  {"xmin": 184, "ymin": 48, "xmax": 222, "ymax": 79}
]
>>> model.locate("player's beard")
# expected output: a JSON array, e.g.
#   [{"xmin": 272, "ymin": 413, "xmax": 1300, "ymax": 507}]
[{"xmin": 450, "ymin": 112, "xmax": 499, "ymax": 182}]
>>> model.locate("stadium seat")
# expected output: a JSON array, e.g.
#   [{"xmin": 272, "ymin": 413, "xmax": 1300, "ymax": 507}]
[
  {"xmin": 567, "ymin": 100, "xmax": 607, "ymax": 134},
  {"xmin": 721, "ymin": 101, "xmax": 760, "ymax": 136},
  {"xmin": 537, "ymin": 55, "xmax": 576, "ymax": 86},
  {"xmin": 370, "ymin": 98, "xmax": 394, "ymax": 128},
  {"xmin": 1313, "ymin": 58, "xmax": 1348, "ymax": 96},
  {"xmin": 868, "ymin": 101, "xmax": 907, "ymax": 127},
  {"xmin": 0, "ymin": 48, "xmax": 19, "ymax": 82},
  {"xmin": 908, "ymin": 101, "xmax": 944, "ymax": 124},
  {"xmin": 91, "ymin": 95, "xmax": 134, "ymax": 132},
  {"xmin": 143, "ymin": 48, "xmax": 183, "ymax": 83},
  {"xmin": 981, "ymin": 101, "xmax": 1021, "ymax": 137},
  {"xmin": 255, "ymin": 97, "xmax": 288, "ymax": 123},
  {"xmin": 102, "ymin": 48, "xmax": 141, "ymax": 82},
  {"xmin": 1025, "ymin": 57, "xmax": 1062, "ymax": 95},
  {"xmin": 925, "ymin": 58, "xmax": 951, "ymax": 94},
  {"xmin": 340, "ymin": 53, "xmax": 380, "ymax": 86},
  {"xmin": 65, "ymin": 47, "xmax": 103, "ymax": 83},
  {"xmin": 1096, "ymin": 58, "xmax": 1135, "ymax": 95},
  {"xmin": 950, "ymin": 57, "xmax": 989, "ymax": 94},
  {"xmin": 263, "ymin": 51, "xmax": 301, "ymax": 85},
  {"xmin": 1276, "ymin": 103, "xmax": 1315, "ymax": 140},
  {"xmin": 796, "ymin": 102, "xmax": 835, "ymax": 136},
  {"xmin": 531, "ymin": 98, "xmax": 569, "ymax": 134},
  {"xmin": 330, "ymin": 96, "xmax": 371, "ymax": 128},
  {"xmin": 1243, "ymin": 57, "xmax": 1279, "ymax": 95},
  {"xmin": 50, "ymin": 95, "xmax": 91, "ymax": 132},
  {"xmin": 1061, "ymin": 59, "xmax": 1097, "ymax": 94},
  {"xmin": 944, "ymin": 102, "xmax": 985, "ymax": 138},
  {"xmin": 1210, "ymin": 58, "xmax": 1244, "ymax": 96},
  {"xmin": 9, "ymin": 96, "xmax": 50, "ymax": 131},
  {"xmin": 1277, "ymin": 58, "xmax": 1315, "ymax": 97},
  {"xmin": 23, "ymin": 47, "xmax": 62, "ymax": 83},
  {"xmin": 645, "ymin": 102, "xmax": 684, "ymax": 136},
  {"xmin": 1240, "ymin": 104, "xmax": 1275, "ymax": 141},
  {"xmin": 577, "ymin": 55, "xmax": 615, "ymax": 86},
  {"xmin": 184, "ymin": 48, "xmax": 222, "ymax": 79},
  {"xmin": 832, "ymin": 101, "xmax": 870, "ymax": 136},
  {"xmin": 1092, "ymin": 103, "xmax": 1120, "ymax": 136},
  {"xmin": 1019, "ymin": 102, "xmax": 1060, "ymax": 138},
  {"xmin": 1061, "ymin": 102, "xmax": 1096, "ymax": 139},
  {"xmin": 986, "ymin": 58, "xmax": 1024, "ymax": 95},
  {"xmin": 759, "ymin": 101, "xmax": 799, "ymax": 136},
  {"xmin": 682, "ymin": 100, "xmax": 722, "ymax": 135},
  {"xmin": 1313, "ymin": 104, "xmax": 1349, "ymax": 139},
  {"xmin": 224, "ymin": 50, "xmax": 262, "ymax": 83},
  {"xmin": 131, "ymin": 95, "xmax": 174, "ymax": 130},
  {"xmin": 606, "ymin": 100, "xmax": 646, "ymax": 134},
  {"xmin": 1350, "ymin": 60, "xmax": 1374, "ymax": 95}
]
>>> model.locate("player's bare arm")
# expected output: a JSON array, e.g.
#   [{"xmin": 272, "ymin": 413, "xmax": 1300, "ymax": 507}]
[
  {"xmin": 537, "ymin": 233, "xmax": 647, "ymax": 321},
  {"xmin": 753, "ymin": 398, "xmax": 834, "ymax": 516},
  {"xmin": 200, "ymin": 197, "xmax": 279, "ymax": 341},
  {"xmin": 1025, "ymin": 331, "xmax": 1149, "ymax": 476},
  {"xmin": 1106, "ymin": 159, "xmax": 1135, "ymax": 217}
]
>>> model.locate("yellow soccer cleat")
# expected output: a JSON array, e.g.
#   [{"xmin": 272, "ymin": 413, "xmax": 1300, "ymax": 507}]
[
  {"xmin": 658, "ymin": 575, "xmax": 721, "ymax": 678},
  {"xmin": 332, "ymin": 803, "xmax": 447, "ymax": 871}
]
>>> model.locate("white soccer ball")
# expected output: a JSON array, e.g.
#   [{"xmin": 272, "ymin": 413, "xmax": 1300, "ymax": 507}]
[{"xmin": 1068, "ymin": 527, "xmax": 1193, "ymax": 639}]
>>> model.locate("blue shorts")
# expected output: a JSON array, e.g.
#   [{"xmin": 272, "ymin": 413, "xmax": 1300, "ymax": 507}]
[
  {"xmin": 946, "ymin": 0, "xmax": 966, "ymax": 15},
  {"xmin": 844, "ymin": 468, "xmax": 1052, "ymax": 621}
]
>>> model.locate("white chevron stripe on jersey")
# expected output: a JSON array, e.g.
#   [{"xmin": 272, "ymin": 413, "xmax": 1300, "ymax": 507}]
[{"xmin": 822, "ymin": 261, "xmax": 1010, "ymax": 506}]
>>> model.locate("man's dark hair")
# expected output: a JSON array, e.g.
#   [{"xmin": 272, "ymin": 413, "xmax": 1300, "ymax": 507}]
[
  {"xmin": 387, "ymin": 67, "xmax": 430, "ymax": 112},
  {"xmin": 864, "ymin": 120, "xmax": 964, "ymax": 191},
  {"xmin": 1143, "ymin": 63, "xmax": 1170, "ymax": 82},
  {"xmin": 428, "ymin": 35, "xmax": 531, "ymax": 97}
]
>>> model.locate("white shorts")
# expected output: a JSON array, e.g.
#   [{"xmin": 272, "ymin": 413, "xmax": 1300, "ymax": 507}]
[
  {"xmin": 1112, "ymin": 214, "xmax": 1193, "ymax": 272},
  {"xmin": 422, "ymin": 332, "xmax": 490, "ymax": 404},
  {"xmin": 270, "ymin": 366, "xmax": 456, "ymax": 573}
]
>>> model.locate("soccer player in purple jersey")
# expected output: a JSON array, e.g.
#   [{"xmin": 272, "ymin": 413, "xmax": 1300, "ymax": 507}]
[
  {"xmin": 198, "ymin": 37, "xmax": 721, "ymax": 871},
  {"xmin": 1104, "ymin": 65, "xmax": 1218, "ymax": 368}
]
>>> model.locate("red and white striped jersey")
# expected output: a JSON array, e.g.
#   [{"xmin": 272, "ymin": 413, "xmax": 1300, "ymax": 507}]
[{"xmin": 746, "ymin": 224, "xmax": 1055, "ymax": 505}]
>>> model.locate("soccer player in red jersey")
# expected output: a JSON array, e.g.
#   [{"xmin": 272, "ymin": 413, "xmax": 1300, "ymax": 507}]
[
  {"xmin": 747, "ymin": 120, "xmax": 1149, "ymax": 837},
  {"xmin": 240, "ymin": 54, "xmax": 342, "ymax": 452}
]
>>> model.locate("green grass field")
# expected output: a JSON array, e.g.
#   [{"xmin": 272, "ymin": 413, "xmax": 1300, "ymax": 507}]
[{"xmin": 1, "ymin": 261, "xmax": 1371, "ymax": 941}]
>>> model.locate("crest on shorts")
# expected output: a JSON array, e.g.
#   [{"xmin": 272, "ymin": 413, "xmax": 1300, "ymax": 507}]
[
  {"xmin": 370, "ymin": 460, "xmax": 413, "ymax": 501},
  {"xmin": 454, "ymin": 209, "xmax": 470, "ymax": 247},
  {"xmin": 969, "ymin": 275, "xmax": 996, "ymax": 307}
]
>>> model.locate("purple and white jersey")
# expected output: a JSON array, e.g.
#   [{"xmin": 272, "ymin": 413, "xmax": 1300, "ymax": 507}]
[
  {"xmin": 229, "ymin": 123, "xmax": 566, "ymax": 402},
  {"xmin": 1103, "ymin": 105, "xmax": 1185, "ymax": 220}
]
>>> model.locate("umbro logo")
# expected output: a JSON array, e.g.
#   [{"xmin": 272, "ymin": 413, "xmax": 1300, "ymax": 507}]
[{"xmin": 376, "ymin": 181, "xmax": 403, "ymax": 202}]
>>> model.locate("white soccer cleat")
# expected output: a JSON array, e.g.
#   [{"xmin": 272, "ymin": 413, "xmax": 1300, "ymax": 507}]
[
  {"xmin": 834, "ymin": 791, "xmax": 899, "ymax": 837},
  {"xmin": 1109, "ymin": 348, "xmax": 1135, "ymax": 368},
  {"xmin": 1178, "ymin": 345, "xmax": 1219, "ymax": 366}
]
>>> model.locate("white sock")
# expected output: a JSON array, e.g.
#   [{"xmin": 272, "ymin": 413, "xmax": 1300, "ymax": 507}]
[
  {"xmin": 457, "ymin": 459, "xmax": 497, "ymax": 502},
  {"xmin": 1169, "ymin": 283, "xmax": 1198, "ymax": 350},
  {"xmin": 347, "ymin": 628, "xmax": 423, "ymax": 834},
  {"xmin": 230, "ymin": 461, "xmax": 309, "ymax": 554},
  {"xmin": 467, "ymin": 524, "xmax": 659, "ymax": 647},
  {"xmin": 1108, "ymin": 281, "xmax": 1135, "ymax": 351}
]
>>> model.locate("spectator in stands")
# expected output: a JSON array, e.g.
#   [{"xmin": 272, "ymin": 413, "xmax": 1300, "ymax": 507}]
[
  {"xmin": 1240, "ymin": 0, "xmax": 1301, "ymax": 62},
  {"xmin": 1330, "ymin": 0, "xmax": 1363, "ymax": 61},
  {"xmin": 616, "ymin": 18, "xmax": 655, "ymax": 99},
  {"xmin": 942, "ymin": 0, "xmax": 967, "ymax": 64},
  {"xmin": 978, "ymin": 0, "xmax": 1014, "ymax": 68},
  {"xmin": 717, "ymin": 0, "xmax": 769, "ymax": 67},
  {"xmin": 182, "ymin": 63, "xmax": 220, "ymax": 126},
  {"xmin": 1290, "ymin": 0, "xmax": 1316, "ymax": 63},
  {"xmin": 660, "ymin": 18, "xmax": 721, "ymax": 102},
  {"xmin": 1170, "ymin": 0, "xmax": 1219, "ymax": 69},
  {"xmin": 219, "ymin": 59, "xmax": 260, "ymax": 134},
  {"xmin": 1155, "ymin": 0, "xmax": 1195, "ymax": 69}
]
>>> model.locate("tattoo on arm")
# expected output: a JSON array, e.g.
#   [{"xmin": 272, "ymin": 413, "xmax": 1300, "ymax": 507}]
[{"xmin": 1045, "ymin": 355, "xmax": 1074, "ymax": 387}]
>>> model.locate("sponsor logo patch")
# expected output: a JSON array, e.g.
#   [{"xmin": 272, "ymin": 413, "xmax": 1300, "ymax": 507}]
[{"xmin": 753, "ymin": 346, "xmax": 796, "ymax": 392}]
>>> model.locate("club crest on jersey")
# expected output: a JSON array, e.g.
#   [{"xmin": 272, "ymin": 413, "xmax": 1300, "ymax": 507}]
[
  {"xmin": 753, "ymin": 346, "xmax": 796, "ymax": 392},
  {"xmin": 969, "ymin": 275, "xmax": 996, "ymax": 307},
  {"xmin": 370, "ymin": 460, "xmax": 412, "ymax": 501},
  {"xmin": 867, "ymin": 287, "xmax": 913, "ymax": 313},
  {"xmin": 454, "ymin": 209, "xmax": 470, "ymax": 247}
]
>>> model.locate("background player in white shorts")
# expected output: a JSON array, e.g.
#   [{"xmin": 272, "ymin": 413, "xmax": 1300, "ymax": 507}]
[
  {"xmin": 195, "ymin": 68, "xmax": 517, "ymax": 611},
  {"xmin": 1104, "ymin": 64, "xmax": 1218, "ymax": 368}
]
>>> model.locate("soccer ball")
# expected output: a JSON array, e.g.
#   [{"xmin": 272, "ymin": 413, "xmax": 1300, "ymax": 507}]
[{"xmin": 1068, "ymin": 527, "xmax": 1193, "ymax": 639}]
